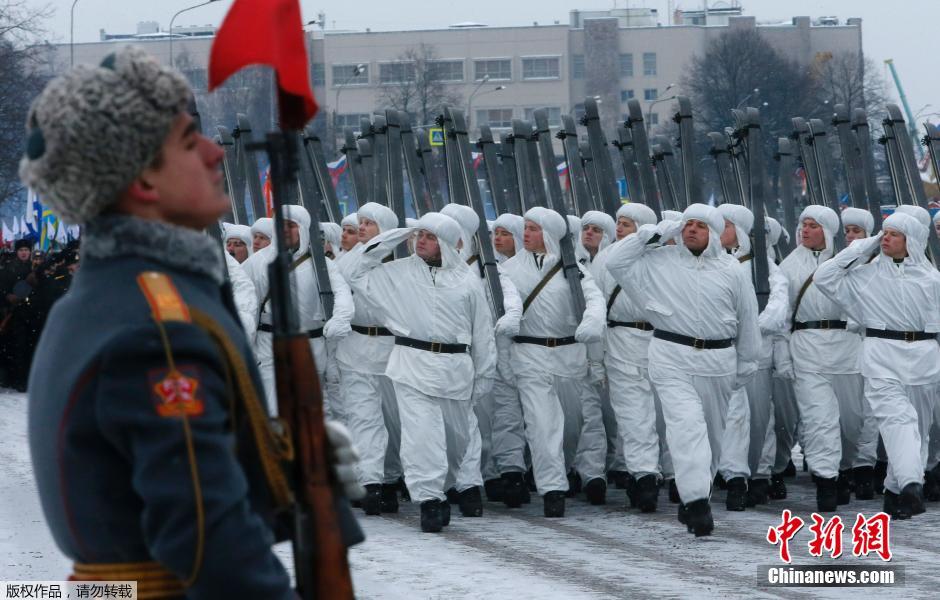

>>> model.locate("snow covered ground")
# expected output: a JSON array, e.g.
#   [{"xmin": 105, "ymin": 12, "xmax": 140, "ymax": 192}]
[{"xmin": 1, "ymin": 389, "xmax": 934, "ymax": 599}]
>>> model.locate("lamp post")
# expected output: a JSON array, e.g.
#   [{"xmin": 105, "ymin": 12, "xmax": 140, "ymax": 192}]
[
  {"xmin": 466, "ymin": 74, "xmax": 492, "ymax": 128},
  {"xmin": 332, "ymin": 63, "xmax": 365, "ymax": 143},
  {"xmin": 69, "ymin": 0, "xmax": 80, "ymax": 67},
  {"xmin": 169, "ymin": 0, "xmax": 221, "ymax": 68},
  {"xmin": 735, "ymin": 87, "xmax": 760, "ymax": 109},
  {"xmin": 468, "ymin": 84, "xmax": 506, "ymax": 130},
  {"xmin": 645, "ymin": 83, "xmax": 676, "ymax": 132}
]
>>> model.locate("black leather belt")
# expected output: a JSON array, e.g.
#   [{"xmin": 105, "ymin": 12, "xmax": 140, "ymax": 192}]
[
  {"xmin": 607, "ymin": 320, "xmax": 654, "ymax": 331},
  {"xmin": 865, "ymin": 328, "xmax": 935, "ymax": 342},
  {"xmin": 258, "ymin": 324, "xmax": 324, "ymax": 338},
  {"xmin": 792, "ymin": 320, "xmax": 848, "ymax": 331},
  {"xmin": 352, "ymin": 324, "xmax": 393, "ymax": 337},
  {"xmin": 394, "ymin": 336, "xmax": 468, "ymax": 354},
  {"xmin": 512, "ymin": 335, "xmax": 577, "ymax": 347},
  {"xmin": 652, "ymin": 329, "xmax": 734, "ymax": 350}
]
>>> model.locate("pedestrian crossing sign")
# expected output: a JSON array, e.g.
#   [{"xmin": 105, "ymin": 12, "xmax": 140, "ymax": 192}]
[{"xmin": 428, "ymin": 128, "xmax": 445, "ymax": 146}]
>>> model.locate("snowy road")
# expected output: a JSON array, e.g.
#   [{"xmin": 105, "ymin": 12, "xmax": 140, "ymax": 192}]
[{"xmin": 1, "ymin": 390, "xmax": 933, "ymax": 599}]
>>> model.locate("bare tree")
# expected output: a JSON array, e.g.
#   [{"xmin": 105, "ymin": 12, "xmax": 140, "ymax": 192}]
[
  {"xmin": 376, "ymin": 43, "xmax": 462, "ymax": 126},
  {"xmin": 682, "ymin": 28, "xmax": 819, "ymax": 145},
  {"xmin": 0, "ymin": 1, "xmax": 52, "ymax": 209},
  {"xmin": 812, "ymin": 51, "xmax": 888, "ymax": 115}
]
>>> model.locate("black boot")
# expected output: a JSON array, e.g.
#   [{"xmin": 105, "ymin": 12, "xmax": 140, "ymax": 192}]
[
  {"xmin": 782, "ymin": 459, "xmax": 796, "ymax": 478},
  {"xmin": 501, "ymin": 472, "xmax": 525, "ymax": 508},
  {"xmin": 624, "ymin": 473, "xmax": 638, "ymax": 508},
  {"xmin": 747, "ymin": 479, "xmax": 770, "ymax": 506},
  {"xmin": 521, "ymin": 481, "xmax": 531, "ymax": 504},
  {"xmin": 544, "ymin": 490, "xmax": 566, "ymax": 518},
  {"xmin": 836, "ymin": 470, "xmax": 852, "ymax": 505},
  {"xmin": 900, "ymin": 482, "xmax": 926, "ymax": 517},
  {"xmin": 635, "ymin": 474, "xmax": 659, "ymax": 513},
  {"xmin": 685, "ymin": 499, "xmax": 714, "ymax": 537},
  {"xmin": 584, "ymin": 477, "xmax": 607, "ymax": 505},
  {"xmin": 768, "ymin": 473, "xmax": 787, "ymax": 500},
  {"xmin": 420, "ymin": 499, "xmax": 444, "ymax": 533},
  {"xmin": 924, "ymin": 470, "xmax": 940, "ymax": 502},
  {"xmin": 441, "ymin": 500, "xmax": 451, "ymax": 526},
  {"xmin": 525, "ymin": 467, "xmax": 537, "ymax": 492},
  {"xmin": 566, "ymin": 470, "xmax": 582, "ymax": 498},
  {"xmin": 362, "ymin": 484, "xmax": 382, "ymax": 516},
  {"xmin": 803, "ymin": 458, "xmax": 809, "ymax": 472},
  {"xmin": 815, "ymin": 476, "xmax": 838, "ymax": 512},
  {"xmin": 668, "ymin": 478, "xmax": 681, "ymax": 504},
  {"xmin": 873, "ymin": 461, "xmax": 888, "ymax": 495},
  {"xmin": 853, "ymin": 466, "xmax": 875, "ymax": 501},
  {"xmin": 713, "ymin": 473, "xmax": 728, "ymax": 490},
  {"xmin": 458, "ymin": 487, "xmax": 484, "ymax": 517},
  {"xmin": 398, "ymin": 476, "xmax": 411, "ymax": 502},
  {"xmin": 677, "ymin": 502, "xmax": 688, "ymax": 525},
  {"xmin": 380, "ymin": 483, "xmax": 400, "ymax": 513},
  {"xmin": 484, "ymin": 478, "xmax": 505, "ymax": 503},
  {"xmin": 883, "ymin": 489, "xmax": 902, "ymax": 519},
  {"xmin": 725, "ymin": 477, "xmax": 747, "ymax": 511},
  {"xmin": 445, "ymin": 487, "xmax": 460, "ymax": 504},
  {"xmin": 608, "ymin": 470, "xmax": 630, "ymax": 489}
]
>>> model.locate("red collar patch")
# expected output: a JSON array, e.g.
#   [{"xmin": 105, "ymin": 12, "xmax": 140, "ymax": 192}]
[{"xmin": 151, "ymin": 368, "xmax": 205, "ymax": 418}]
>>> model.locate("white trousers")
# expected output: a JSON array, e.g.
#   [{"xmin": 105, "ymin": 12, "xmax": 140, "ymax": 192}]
[
  {"xmin": 255, "ymin": 330, "xmax": 326, "ymax": 414},
  {"xmin": 649, "ymin": 365, "xmax": 735, "ymax": 504},
  {"xmin": 928, "ymin": 399, "xmax": 940, "ymax": 470},
  {"xmin": 573, "ymin": 380, "xmax": 608, "ymax": 482},
  {"xmin": 865, "ymin": 378, "xmax": 937, "ymax": 494},
  {"xmin": 515, "ymin": 370, "xmax": 573, "ymax": 494},
  {"xmin": 598, "ymin": 384, "xmax": 627, "ymax": 472},
  {"xmin": 772, "ymin": 377, "xmax": 799, "ymax": 475},
  {"xmin": 490, "ymin": 375, "xmax": 527, "ymax": 474},
  {"xmin": 607, "ymin": 361, "xmax": 662, "ymax": 478},
  {"xmin": 394, "ymin": 382, "xmax": 473, "ymax": 503},
  {"xmin": 456, "ymin": 405, "xmax": 488, "ymax": 491},
  {"xmin": 341, "ymin": 370, "xmax": 401, "ymax": 485},
  {"xmin": 792, "ymin": 371, "xmax": 864, "ymax": 479},
  {"xmin": 719, "ymin": 387, "xmax": 751, "ymax": 481}
]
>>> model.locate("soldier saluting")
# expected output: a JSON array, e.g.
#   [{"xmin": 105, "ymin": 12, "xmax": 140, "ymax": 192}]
[{"xmin": 21, "ymin": 46, "xmax": 360, "ymax": 597}]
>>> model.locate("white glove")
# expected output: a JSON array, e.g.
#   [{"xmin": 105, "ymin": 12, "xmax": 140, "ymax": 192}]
[
  {"xmin": 588, "ymin": 360, "xmax": 606, "ymax": 385},
  {"xmin": 472, "ymin": 377, "xmax": 494, "ymax": 399},
  {"xmin": 733, "ymin": 361, "xmax": 757, "ymax": 391},
  {"xmin": 655, "ymin": 219, "xmax": 683, "ymax": 244},
  {"xmin": 325, "ymin": 420, "xmax": 365, "ymax": 500},
  {"xmin": 323, "ymin": 317, "xmax": 351, "ymax": 339},
  {"xmin": 324, "ymin": 357, "xmax": 340, "ymax": 386},
  {"xmin": 773, "ymin": 363, "xmax": 795, "ymax": 381},
  {"xmin": 575, "ymin": 320, "xmax": 602, "ymax": 344},
  {"xmin": 494, "ymin": 313, "xmax": 521, "ymax": 338}
]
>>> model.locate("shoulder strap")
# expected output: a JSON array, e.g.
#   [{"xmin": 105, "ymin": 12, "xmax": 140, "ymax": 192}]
[
  {"xmin": 737, "ymin": 253, "xmax": 753, "ymax": 263},
  {"xmin": 137, "ymin": 271, "xmax": 191, "ymax": 324},
  {"xmin": 606, "ymin": 284, "xmax": 623, "ymax": 319},
  {"xmin": 523, "ymin": 261, "xmax": 563, "ymax": 313},
  {"xmin": 259, "ymin": 252, "xmax": 312, "ymax": 320},
  {"xmin": 789, "ymin": 274, "xmax": 814, "ymax": 332}
]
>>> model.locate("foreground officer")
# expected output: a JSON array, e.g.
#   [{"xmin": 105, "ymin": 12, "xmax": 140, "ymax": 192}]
[{"xmin": 21, "ymin": 46, "xmax": 360, "ymax": 597}]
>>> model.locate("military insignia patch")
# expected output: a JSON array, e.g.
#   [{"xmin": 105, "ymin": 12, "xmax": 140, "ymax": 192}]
[{"xmin": 150, "ymin": 367, "xmax": 205, "ymax": 418}]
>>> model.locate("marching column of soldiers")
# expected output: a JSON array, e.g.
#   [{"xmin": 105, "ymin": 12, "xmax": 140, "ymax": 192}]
[{"xmin": 17, "ymin": 47, "xmax": 940, "ymax": 599}]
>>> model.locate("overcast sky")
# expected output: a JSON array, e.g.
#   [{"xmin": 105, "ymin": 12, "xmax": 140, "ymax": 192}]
[{"xmin": 30, "ymin": 0, "xmax": 940, "ymax": 122}]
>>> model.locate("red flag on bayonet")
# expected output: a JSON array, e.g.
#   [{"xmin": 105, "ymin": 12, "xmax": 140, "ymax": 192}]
[{"xmin": 208, "ymin": 0, "xmax": 317, "ymax": 129}]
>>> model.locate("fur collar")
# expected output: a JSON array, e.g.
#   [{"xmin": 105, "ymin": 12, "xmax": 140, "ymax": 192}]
[{"xmin": 82, "ymin": 214, "xmax": 225, "ymax": 284}]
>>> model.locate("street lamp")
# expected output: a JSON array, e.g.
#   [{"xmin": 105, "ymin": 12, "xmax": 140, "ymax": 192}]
[
  {"xmin": 915, "ymin": 104, "xmax": 934, "ymax": 121},
  {"xmin": 69, "ymin": 0, "xmax": 80, "ymax": 67},
  {"xmin": 645, "ymin": 83, "xmax": 676, "ymax": 132},
  {"xmin": 169, "ymin": 0, "xmax": 221, "ymax": 69},
  {"xmin": 333, "ymin": 64, "xmax": 366, "ymax": 142},
  {"xmin": 735, "ymin": 87, "xmax": 760, "ymax": 109},
  {"xmin": 467, "ymin": 84, "xmax": 506, "ymax": 130},
  {"xmin": 467, "ymin": 74, "xmax": 491, "ymax": 126}
]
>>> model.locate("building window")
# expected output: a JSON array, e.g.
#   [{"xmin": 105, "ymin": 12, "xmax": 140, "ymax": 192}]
[
  {"xmin": 335, "ymin": 113, "xmax": 371, "ymax": 130},
  {"xmin": 474, "ymin": 59, "xmax": 512, "ymax": 81},
  {"xmin": 572, "ymin": 54, "xmax": 585, "ymax": 80},
  {"xmin": 619, "ymin": 53, "xmax": 633, "ymax": 77},
  {"xmin": 428, "ymin": 60, "xmax": 464, "ymax": 82},
  {"xmin": 643, "ymin": 52, "xmax": 657, "ymax": 76},
  {"xmin": 475, "ymin": 108, "xmax": 514, "ymax": 128},
  {"xmin": 379, "ymin": 62, "xmax": 416, "ymax": 85},
  {"xmin": 644, "ymin": 88, "xmax": 658, "ymax": 101},
  {"xmin": 311, "ymin": 63, "xmax": 325, "ymax": 87},
  {"xmin": 620, "ymin": 89, "xmax": 635, "ymax": 102},
  {"xmin": 523, "ymin": 107, "xmax": 562, "ymax": 126},
  {"xmin": 332, "ymin": 64, "xmax": 369, "ymax": 86},
  {"xmin": 522, "ymin": 57, "xmax": 560, "ymax": 80},
  {"xmin": 649, "ymin": 113, "xmax": 659, "ymax": 126}
]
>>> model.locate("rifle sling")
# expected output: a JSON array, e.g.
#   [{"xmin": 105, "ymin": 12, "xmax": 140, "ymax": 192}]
[
  {"xmin": 789, "ymin": 274, "xmax": 814, "ymax": 333},
  {"xmin": 606, "ymin": 285, "xmax": 622, "ymax": 320},
  {"xmin": 523, "ymin": 261, "xmax": 563, "ymax": 313},
  {"xmin": 259, "ymin": 252, "xmax": 312, "ymax": 319}
]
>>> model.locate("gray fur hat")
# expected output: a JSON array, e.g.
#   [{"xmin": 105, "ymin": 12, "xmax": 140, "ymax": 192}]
[{"xmin": 19, "ymin": 46, "xmax": 191, "ymax": 224}]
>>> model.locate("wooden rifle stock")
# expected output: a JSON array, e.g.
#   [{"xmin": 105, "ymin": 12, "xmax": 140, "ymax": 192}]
[{"xmin": 273, "ymin": 334, "xmax": 354, "ymax": 600}]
